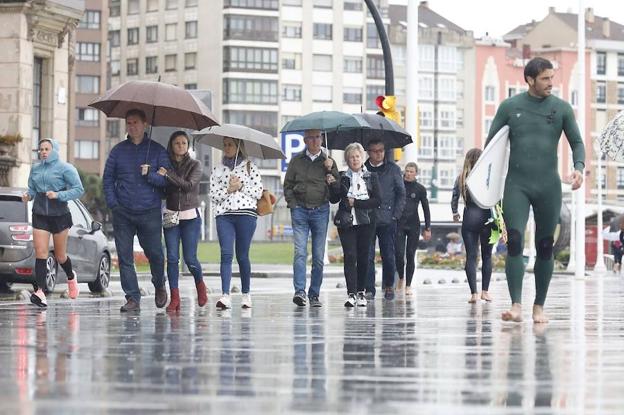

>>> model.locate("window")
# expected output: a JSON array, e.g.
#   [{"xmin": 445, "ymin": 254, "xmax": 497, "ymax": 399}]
[
  {"xmin": 185, "ymin": 21, "xmax": 198, "ymax": 39},
  {"xmin": 147, "ymin": 0, "xmax": 159, "ymax": 11},
  {"xmin": 619, "ymin": 53, "xmax": 624, "ymax": 77},
  {"xmin": 367, "ymin": 55, "xmax": 384, "ymax": 79},
  {"xmin": 367, "ymin": 23, "xmax": 380, "ymax": 48},
  {"xmin": 596, "ymin": 82, "xmax": 606, "ymax": 103},
  {"xmin": 418, "ymin": 134, "xmax": 433, "ymax": 158},
  {"xmin": 184, "ymin": 83, "xmax": 197, "ymax": 90},
  {"xmin": 282, "ymin": 52, "xmax": 302, "ymax": 70},
  {"xmin": 77, "ymin": 108, "xmax": 99, "ymax": 127},
  {"xmin": 184, "ymin": 52, "xmax": 197, "ymax": 69},
  {"xmin": 223, "ymin": 46, "xmax": 278, "ymax": 72},
  {"xmin": 166, "ymin": 0, "xmax": 178, "ymax": 10},
  {"xmin": 76, "ymin": 42, "xmax": 100, "ymax": 62},
  {"xmin": 74, "ymin": 141, "xmax": 99, "ymax": 160},
  {"xmin": 313, "ymin": 54, "xmax": 332, "ymax": 72},
  {"xmin": 282, "ymin": 0, "xmax": 302, "ymax": 5},
  {"xmin": 617, "ymin": 168, "xmax": 624, "ymax": 189},
  {"xmin": 146, "ymin": 26, "xmax": 158, "ymax": 43},
  {"xmin": 419, "ymin": 44, "xmax": 434, "ymax": 71},
  {"xmin": 438, "ymin": 135, "xmax": 456, "ymax": 159},
  {"xmin": 312, "ymin": 85, "xmax": 332, "ymax": 102},
  {"xmin": 484, "ymin": 85, "xmax": 496, "ymax": 102},
  {"xmin": 107, "ymin": 120, "xmax": 120, "ymax": 138},
  {"xmin": 343, "ymin": 87, "xmax": 362, "ymax": 105},
  {"xmin": 146, "ymin": 56, "xmax": 158, "ymax": 74},
  {"xmin": 344, "ymin": 0, "xmax": 362, "ymax": 10},
  {"xmin": 344, "ymin": 57, "xmax": 362, "ymax": 73},
  {"xmin": 456, "ymin": 109, "xmax": 464, "ymax": 128},
  {"xmin": 110, "ymin": 0, "xmax": 120, "ymax": 17},
  {"xmin": 419, "ymin": 75, "xmax": 433, "ymax": 100},
  {"xmin": 484, "ymin": 117, "xmax": 493, "ymax": 136},
  {"xmin": 127, "ymin": 58, "xmax": 138, "ymax": 75},
  {"xmin": 165, "ymin": 54, "xmax": 177, "ymax": 72},
  {"xmin": 165, "ymin": 24, "xmax": 177, "ymax": 41},
  {"xmin": 110, "ymin": 60, "xmax": 120, "ymax": 76},
  {"xmin": 344, "ymin": 27, "xmax": 362, "ymax": 42},
  {"xmin": 32, "ymin": 57, "xmax": 42, "ymax": 149},
  {"xmin": 419, "ymin": 107, "xmax": 433, "ymax": 128},
  {"xmin": 281, "ymin": 115, "xmax": 298, "ymax": 127},
  {"xmin": 282, "ymin": 22, "xmax": 302, "ymax": 38},
  {"xmin": 223, "ymin": 79, "xmax": 278, "ymax": 104},
  {"xmin": 108, "ymin": 30, "xmax": 120, "ymax": 47},
  {"xmin": 76, "ymin": 75, "xmax": 100, "ymax": 94},
  {"xmin": 127, "ymin": 0, "xmax": 139, "ymax": 14},
  {"xmin": 618, "ymin": 84, "xmax": 624, "ymax": 105},
  {"xmin": 439, "ymin": 46, "xmax": 457, "ymax": 72},
  {"xmin": 186, "ymin": 0, "xmax": 198, "ymax": 6},
  {"xmin": 366, "ymin": 85, "xmax": 384, "ymax": 110},
  {"xmin": 571, "ymin": 90, "xmax": 578, "ymax": 106},
  {"xmin": 224, "ymin": 111, "xmax": 277, "ymax": 136},
  {"xmin": 507, "ymin": 87, "xmax": 517, "ymax": 98},
  {"xmin": 438, "ymin": 78, "xmax": 456, "ymax": 100},
  {"xmin": 456, "ymin": 137, "xmax": 464, "ymax": 157},
  {"xmin": 596, "ymin": 51, "xmax": 607, "ymax": 75},
  {"xmin": 224, "ymin": 0, "xmax": 278, "ymax": 9},
  {"xmin": 313, "ymin": 23, "xmax": 332, "ymax": 40},
  {"xmin": 439, "ymin": 168, "xmax": 455, "ymax": 188},
  {"xmin": 282, "ymin": 84, "xmax": 302, "ymax": 102},
  {"xmin": 127, "ymin": 28, "xmax": 139, "ymax": 45},
  {"xmin": 224, "ymin": 15, "xmax": 278, "ymax": 42},
  {"xmin": 79, "ymin": 10, "xmax": 100, "ymax": 29},
  {"xmin": 313, "ymin": 0, "xmax": 332, "ymax": 8}
]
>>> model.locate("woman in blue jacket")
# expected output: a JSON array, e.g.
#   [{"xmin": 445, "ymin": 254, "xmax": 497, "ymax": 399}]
[{"xmin": 22, "ymin": 139, "xmax": 84, "ymax": 308}]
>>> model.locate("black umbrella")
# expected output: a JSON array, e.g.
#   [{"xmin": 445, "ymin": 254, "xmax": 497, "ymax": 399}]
[
  {"xmin": 323, "ymin": 113, "xmax": 412, "ymax": 150},
  {"xmin": 609, "ymin": 214, "xmax": 624, "ymax": 231}
]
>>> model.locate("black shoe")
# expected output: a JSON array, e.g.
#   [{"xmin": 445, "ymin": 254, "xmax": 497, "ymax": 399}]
[
  {"xmin": 120, "ymin": 299, "xmax": 140, "ymax": 312},
  {"xmin": 293, "ymin": 293, "xmax": 307, "ymax": 307},
  {"xmin": 384, "ymin": 287, "xmax": 395, "ymax": 301},
  {"xmin": 155, "ymin": 287, "xmax": 168, "ymax": 308},
  {"xmin": 365, "ymin": 292, "xmax": 375, "ymax": 301},
  {"xmin": 309, "ymin": 296, "xmax": 322, "ymax": 308}
]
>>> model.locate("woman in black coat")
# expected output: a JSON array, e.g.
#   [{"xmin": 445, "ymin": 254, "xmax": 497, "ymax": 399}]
[{"xmin": 330, "ymin": 142, "xmax": 380, "ymax": 307}]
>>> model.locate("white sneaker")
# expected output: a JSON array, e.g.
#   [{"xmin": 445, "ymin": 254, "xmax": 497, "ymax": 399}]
[
  {"xmin": 241, "ymin": 293, "xmax": 252, "ymax": 309},
  {"xmin": 344, "ymin": 293, "xmax": 356, "ymax": 307},
  {"xmin": 356, "ymin": 292, "xmax": 367, "ymax": 307},
  {"xmin": 216, "ymin": 294, "xmax": 231, "ymax": 309}
]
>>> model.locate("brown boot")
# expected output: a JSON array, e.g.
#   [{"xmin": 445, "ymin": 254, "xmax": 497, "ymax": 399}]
[
  {"xmin": 196, "ymin": 280, "xmax": 208, "ymax": 307},
  {"xmin": 120, "ymin": 298, "xmax": 140, "ymax": 312},
  {"xmin": 166, "ymin": 288, "xmax": 180, "ymax": 312},
  {"xmin": 155, "ymin": 286, "xmax": 168, "ymax": 308}
]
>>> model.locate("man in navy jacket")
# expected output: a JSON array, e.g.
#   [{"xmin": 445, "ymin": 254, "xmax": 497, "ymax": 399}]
[{"xmin": 103, "ymin": 109, "xmax": 171, "ymax": 312}]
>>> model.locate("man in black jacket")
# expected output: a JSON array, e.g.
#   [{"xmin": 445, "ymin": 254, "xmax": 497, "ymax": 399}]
[{"xmin": 364, "ymin": 139, "xmax": 406, "ymax": 300}]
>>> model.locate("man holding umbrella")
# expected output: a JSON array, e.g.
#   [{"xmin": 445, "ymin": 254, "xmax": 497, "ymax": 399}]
[
  {"xmin": 283, "ymin": 129, "xmax": 339, "ymax": 307},
  {"xmin": 103, "ymin": 109, "xmax": 171, "ymax": 312}
]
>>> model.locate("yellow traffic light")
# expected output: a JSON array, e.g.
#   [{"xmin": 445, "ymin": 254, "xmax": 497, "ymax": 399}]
[{"xmin": 375, "ymin": 95, "xmax": 402, "ymax": 124}]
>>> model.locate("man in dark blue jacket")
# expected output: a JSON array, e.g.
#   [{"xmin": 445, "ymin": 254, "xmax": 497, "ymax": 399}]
[
  {"xmin": 103, "ymin": 109, "xmax": 171, "ymax": 312},
  {"xmin": 364, "ymin": 139, "xmax": 406, "ymax": 300}
]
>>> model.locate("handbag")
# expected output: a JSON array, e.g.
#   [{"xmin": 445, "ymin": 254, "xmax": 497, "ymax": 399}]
[
  {"xmin": 333, "ymin": 208, "xmax": 353, "ymax": 228},
  {"xmin": 257, "ymin": 189, "xmax": 277, "ymax": 216},
  {"xmin": 163, "ymin": 189, "xmax": 181, "ymax": 228}
]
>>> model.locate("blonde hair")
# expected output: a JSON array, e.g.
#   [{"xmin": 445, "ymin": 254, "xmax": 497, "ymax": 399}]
[
  {"xmin": 344, "ymin": 142, "xmax": 365, "ymax": 162},
  {"xmin": 458, "ymin": 148, "xmax": 482, "ymax": 203}
]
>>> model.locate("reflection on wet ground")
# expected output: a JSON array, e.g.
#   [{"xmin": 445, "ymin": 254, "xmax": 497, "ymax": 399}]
[{"xmin": 0, "ymin": 276, "xmax": 622, "ymax": 414}]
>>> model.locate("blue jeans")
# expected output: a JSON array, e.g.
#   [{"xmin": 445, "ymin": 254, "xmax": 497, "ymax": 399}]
[
  {"xmin": 216, "ymin": 214, "xmax": 257, "ymax": 294},
  {"xmin": 163, "ymin": 215, "xmax": 203, "ymax": 289},
  {"xmin": 112, "ymin": 206, "xmax": 165, "ymax": 303},
  {"xmin": 291, "ymin": 203, "xmax": 329, "ymax": 299},
  {"xmin": 367, "ymin": 221, "xmax": 397, "ymax": 296}
]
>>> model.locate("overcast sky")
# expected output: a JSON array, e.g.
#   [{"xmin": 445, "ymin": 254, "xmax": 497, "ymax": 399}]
[{"xmin": 389, "ymin": 0, "xmax": 624, "ymax": 38}]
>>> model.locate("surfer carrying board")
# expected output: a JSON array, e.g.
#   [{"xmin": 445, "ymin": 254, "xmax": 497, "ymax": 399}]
[{"xmin": 486, "ymin": 57, "xmax": 585, "ymax": 323}]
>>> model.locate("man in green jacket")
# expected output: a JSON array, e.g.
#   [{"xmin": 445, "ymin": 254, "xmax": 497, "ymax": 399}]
[
  {"xmin": 486, "ymin": 57, "xmax": 585, "ymax": 323},
  {"xmin": 284, "ymin": 129, "xmax": 339, "ymax": 307}
]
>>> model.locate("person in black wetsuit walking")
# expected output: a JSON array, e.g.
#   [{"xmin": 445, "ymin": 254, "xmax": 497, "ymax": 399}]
[
  {"xmin": 451, "ymin": 149, "xmax": 494, "ymax": 303},
  {"xmin": 395, "ymin": 162, "xmax": 431, "ymax": 295}
]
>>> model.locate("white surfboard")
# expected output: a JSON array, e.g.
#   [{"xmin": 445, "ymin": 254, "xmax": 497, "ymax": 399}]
[{"xmin": 466, "ymin": 125, "xmax": 510, "ymax": 209}]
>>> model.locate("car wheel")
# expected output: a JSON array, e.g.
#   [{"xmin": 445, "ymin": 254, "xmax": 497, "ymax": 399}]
[
  {"xmin": 0, "ymin": 279, "xmax": 12, "ymax": 293},
  {"xmin": 44, "ymin": 253, "xmax": 57, "ymax": 294},
  {"xmin": 88, "ymin": 254, "xmax": 110, "ymax": 293}
]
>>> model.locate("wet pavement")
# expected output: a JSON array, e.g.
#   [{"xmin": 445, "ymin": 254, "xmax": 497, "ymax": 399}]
[{"xmin": 0, "ymin": 273, "xmax": 623, "ymax": 414}]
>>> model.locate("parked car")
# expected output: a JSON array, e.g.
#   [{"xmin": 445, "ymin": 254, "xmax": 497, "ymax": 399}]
[{"xmin": 0, "ymin": 187, "xmax": 111, "ymax": 293}]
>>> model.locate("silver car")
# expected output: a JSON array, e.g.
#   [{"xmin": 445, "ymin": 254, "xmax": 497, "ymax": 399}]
[{"xmin": 0, "ymin": 187, "xmax": 111, "ymax": 293}]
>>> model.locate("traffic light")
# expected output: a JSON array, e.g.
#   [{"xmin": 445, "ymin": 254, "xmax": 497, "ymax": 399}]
[{"xmin": 375, "ymin": 95, "xmax": 403, "ymax": 161}]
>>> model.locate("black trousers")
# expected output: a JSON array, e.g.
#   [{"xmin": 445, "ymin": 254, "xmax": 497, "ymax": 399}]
[
  {"xmin": 338, "ymin": 223, "xmax": 376, "ymax": 295},
  {"xmin": 461, "ymin": 206, "xmax": 493, "ymax": 294},
  {"xmin": 395, "ymin": 225, "xmax": 420, "ymax": 286}
]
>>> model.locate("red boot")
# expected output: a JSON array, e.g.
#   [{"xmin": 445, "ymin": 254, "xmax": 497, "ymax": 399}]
[
  {"xmin": 196, "ymin": 280, "xmax": 207, "ymax": 307},
  {"xmin": 166, "ymin": 288, "xmax": 180, "ymax": 312}
]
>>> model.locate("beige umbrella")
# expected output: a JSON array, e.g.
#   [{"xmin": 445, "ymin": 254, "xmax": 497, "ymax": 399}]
[
  {"xmin": 193, "ymin": 124, "xmax": 285, "ymax": 160},
  {"xmin": 89, "ymin": 80, "xmax": 219, "ymax": 130}
]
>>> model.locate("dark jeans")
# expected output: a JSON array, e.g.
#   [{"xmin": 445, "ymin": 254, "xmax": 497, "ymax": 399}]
[
  {"xmin": 396, "ymin": 225, "xmax": 420, "ymax": 286},
  {"xmin": 338, "ymin": 223, "xmax": 376, "ymax": 295},
  {"xmin": 291, "ymin": 204, "xmax": 329, "ymax": 299},
  {"xmin": 112, "ymin": 206, "xmax": 165, "ymax": 303},
  {"xmin": 366, "ymin": 221, "xmax": 397, "ymax": 296},
  {"xmin": 216, "ymin": 214, "xmax": 257, "ymax": 294},
  {"xmin": 461, "ymin": 207, "xmax": 493, "ymax": 294},
  {"xmin": 163, "ymin": 215, "xmax": 203, "ymax": 289}
]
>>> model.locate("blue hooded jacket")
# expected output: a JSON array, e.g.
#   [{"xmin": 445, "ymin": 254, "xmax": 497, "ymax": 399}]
[
  {"xmin": 27, "ymin": 139, "xmax": 85, "ymax": 216},
  {"xmin": 102, "ymin": 133, "xmax": 171, "ymax": 212}
]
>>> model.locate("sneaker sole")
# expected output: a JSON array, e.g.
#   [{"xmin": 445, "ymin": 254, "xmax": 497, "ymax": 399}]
[
  {"xmin": 216, "ymin": 302, "xmax": 231, "ymax": 309},
  {"xmin": 241, "ymin": 304, "xmax": 252, "ymax": 309},
  {"xmin": 30, "ymin": 294, "xmax": 47, "ymax": 308},
  {"xmin": 344, "ymin": 302, "xmax": 355, "ymax": 308},
  {"xmin": 293, "ymin": 298, "xmax": 307, "ymax": 307}
]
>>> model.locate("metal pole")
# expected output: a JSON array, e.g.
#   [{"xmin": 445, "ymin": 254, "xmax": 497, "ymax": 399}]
[
  {"xmin": 364, "ymin": 0, "xmax": 394, "ymax": 95},
  {"xmin": 567, "ymin": 190, "xmax": 576, "ymax": 271},
  {"xmin": 575, "ymin": 0, "xmax": 586, "ymax": 280},
  {"xmin": 404, "ymin": 0, "xmax": 419, "ymax": 163},
  {"xmin": 595, "ymin": 151, "xmax": 606, "ymax": 271},
  {"xmin": 430, "ymin": 31, "xmax": 441, "ymax": 202}
]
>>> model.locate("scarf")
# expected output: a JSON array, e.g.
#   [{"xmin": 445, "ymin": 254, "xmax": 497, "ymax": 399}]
[
  {"xmin": 222, "ymin": 154, "xmax": 245, "ymax": 171},
  {"xmin": 346, "ymin": 166, "xmax": 370, "ymax": 201}
]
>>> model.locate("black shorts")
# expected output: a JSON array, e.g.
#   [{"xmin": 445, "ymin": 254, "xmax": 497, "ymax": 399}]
[{"xmin": 32, "ymin": 213, "xmax": 73, "ymax": 234}]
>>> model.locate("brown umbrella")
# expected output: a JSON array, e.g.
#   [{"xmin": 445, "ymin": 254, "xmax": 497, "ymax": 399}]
[{"xmin": 89, "ymin": 80, "xmax": 219, "ymax": 130}]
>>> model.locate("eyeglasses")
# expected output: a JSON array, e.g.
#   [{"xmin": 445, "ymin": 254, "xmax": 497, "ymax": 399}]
[
  {"xmin": 368, "ymin": 149, "xmax": 384, "ymax": 153},
  {"xmin": 304, "ymin": 135, "xmax": 322, "ymax": 140}
]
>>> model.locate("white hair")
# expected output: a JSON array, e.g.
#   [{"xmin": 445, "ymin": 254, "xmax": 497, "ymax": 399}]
[{"xmin": 344, "ymin": 142, "xmax": 365, "ymax": 162}]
